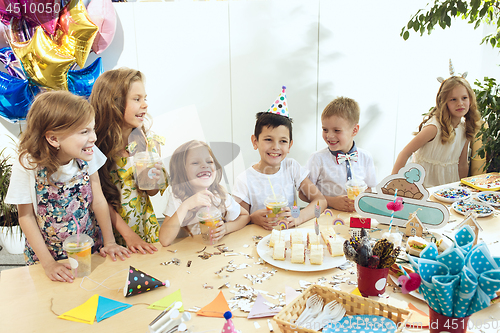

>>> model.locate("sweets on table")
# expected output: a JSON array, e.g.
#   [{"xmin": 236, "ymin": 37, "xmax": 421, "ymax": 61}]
[
  {"xmin": 309, "ymin": 244, "xmax": 323, "ymax": 265},
  {"xmin": 326, "ymin": 237, "xmax": 344, "ymax": 257},
  {"xmin": 290, "ymin": 230, "xmax": 303, "ymax": 246},
  {"xmin": 291, "ymin": 243, "xmax": 305, "ymax": 264},
  {"xmin": 321, "ymin": 226, "xmax": 336, "ymax": 243},
  {"xmin": 269, "ymin": 229, "xmax": 284, "ymax": 247},
  {"xmin": 273, "ymin": 240, "xmax": 286, "ymax": 261},
  {"xmin": 307, "ymin": 231, "xmax": 321, "ymax": 249}
]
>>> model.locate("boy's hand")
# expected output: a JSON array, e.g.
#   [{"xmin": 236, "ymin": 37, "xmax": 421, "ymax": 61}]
[
  {"xmin": 331, "ymin": 195, "xmax": 355, "ymax": 212},
  {"xmin": 184, "ymin": 190, "xmax": 214, "ymax": 211},
  {"xmin": 210, "ymin": 221, "xmax": 227, "ymax": 242},
  {"xmin": 100, "ymin": 242, "xmax": 132, "ymax": 261},
  {"xmin": 43, "ymin": 260, "xmax": 74, "ymax": 283},
  {"xmin": 276, "ymin": 206, "xmax": 295, "ymax": 226},
  {"xmin": 124, "ymin": 232, "xmax": 158, "ymax": 254},
  {"xmin": 251, "ymin": 208, "xmax": 279, "ymax": 230}
]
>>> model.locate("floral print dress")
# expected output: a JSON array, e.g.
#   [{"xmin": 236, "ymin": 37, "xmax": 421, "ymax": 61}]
[{"xmin": 25, "ymin": 159, "xmax": 103, "ymax": 265}]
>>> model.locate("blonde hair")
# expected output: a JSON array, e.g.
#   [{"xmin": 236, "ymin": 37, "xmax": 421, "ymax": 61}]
[
  {"xmin": 90, "ymin": 68, "xmax": 147, "ymax": 211},
  {"xmin": 417, "ymin": 76, "xmax": 480, "ymax": 144},
  {"xmin": 322, "ymin": 97, "xmax": 360, "ymax": 125},
  {"xmin": 169, "ymin": 140, "xmax": 227, "ymax": 221},
  {"xmin": 18, "ymin": 90, "xmax": 94, "ymax": 180}
]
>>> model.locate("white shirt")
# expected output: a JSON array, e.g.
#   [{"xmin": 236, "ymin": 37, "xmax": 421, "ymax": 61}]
[
  {"xmin": 163, "ymin": 186, "xmax": 241, "ymax": 235},
  {"xmin": 232, "ymin": 158, "xmax": 309, "ymax": 214},
  {"xmin": 5, "ymin": 147, "xmax": 106, "ymax": 213},
  {"xmin": 306, "ymin": 147, "xmax": 377, "ymax": 196}
]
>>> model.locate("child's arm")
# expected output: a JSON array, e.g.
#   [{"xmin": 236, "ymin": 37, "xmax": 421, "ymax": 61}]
[
  {"xmin": 90, "ymin": 173, "xmax": 131, "ymax": 261},
  {"xmin": 18, "ymin": 204, "xmax": 75, "ymax": 283},
  {"xmin": 458, "ymin": 140, "xmax": 470, "ymax": 179},
  {"xmin": 109, "ymin": 206, "xmax": 158, "ymax": 254},
  {"xmin": 233, "ymin": 195, "xmax": 277, "ymax": 230},
  {"xmin": 392, "ymin": 125, "xmax": 438, "ymax": 174},
  {"xmin": 298, "ymin": 178, "xmax": 359, "ymax": 212},
  {"xmin": 159, "ymin": 189, "xmax": 214, "ymax": 246},
  {"xmin": 211, "ymin": 206, "xmax": 250, "ymax": 242},
  {"xmin": 290, "ymin": 177, "xmax": 326, "ymax": 226}
]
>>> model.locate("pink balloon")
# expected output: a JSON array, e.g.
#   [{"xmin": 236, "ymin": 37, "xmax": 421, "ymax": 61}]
[
  {"xmin": 86, "ymin": 0, "xmax": 115, "ymax": 55},
  {"xmin": 19, "ymin": 0, "xmax": 61, "ymax": 35}
]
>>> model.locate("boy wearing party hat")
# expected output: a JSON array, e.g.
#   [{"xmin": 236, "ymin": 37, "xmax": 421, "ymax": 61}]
[
  {"xmin": 233, "ymin": 86, "xmax": 326, "ymax": 230},
  {"xmin": 303, "ymin": 97, "xmax": 376, "ymax": 212}
]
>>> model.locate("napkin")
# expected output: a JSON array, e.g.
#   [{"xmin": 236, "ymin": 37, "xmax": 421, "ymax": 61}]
[{"xmin": 432, "ymin": 275, "xmax": 459, "ymax": 317}]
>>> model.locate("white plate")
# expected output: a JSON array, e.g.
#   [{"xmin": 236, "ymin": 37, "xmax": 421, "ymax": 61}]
[
  {"xmin": 477, "ymin": 191, "xmax": 500, "ymax": 207},
  {"xmin": 256, "ymin": 229, "xmax": 347, "ymax": 272},
  {"xmin": 451, "ymin": 199, "xmax": 494, "ymax": 217},
  {"xmin": 432, "ymin": 186, "xmax": 471, "ymax": 203}
]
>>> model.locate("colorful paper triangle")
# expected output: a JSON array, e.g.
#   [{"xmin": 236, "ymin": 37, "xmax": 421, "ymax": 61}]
[
  {"xmin": 196, "ymin": 291, "xmax": 230, "ymax": 318},
  {"xmin": 58, "ymin": 294, "xmax": 99, "ymax": 324},
  {"xmin": 148, "ymin": 289, "xmax": 184, "ymax": 311},
  {"xmin": 124, "ymin": 266, "xmax": 166, "ymax": 297},
  {"xmin": 96, "ymin": 296, "xmax": 132, "ymax": 322},
  {"xmin": 285, "ymin": 286, "xmax": 301, "ymax": 305},
  {"xmin": 247, "ymin": 293, "xmax": 281, "ymax": 319}
]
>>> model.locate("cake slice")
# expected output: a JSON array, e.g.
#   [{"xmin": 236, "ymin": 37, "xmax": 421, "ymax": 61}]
[
  {"xmin": 272, "ymin": 240, "xmax": 286, "ymax": 261},
  {"xmin": 290, "ymin": 230, "xmax": 303, "ymax": 246},
  {"xmin": 269, "ymin": 229, "xmax": 284, "ymax": 247},
  {"xmin": 326, "ymin": 237, "xmax": 344, "ymax": 257},
  {"xmin": 307, "ymin": 231, "xmax": 321, "ymax": 249},
  {"xmin": 309, "ymin": 244, "xmax": 323, "ymax": 265},
  {"xmin": 291, "ymin": 244, "xmax": 305, "ymax": 264}
]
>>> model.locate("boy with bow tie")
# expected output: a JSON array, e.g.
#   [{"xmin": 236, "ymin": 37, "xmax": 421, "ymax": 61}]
[{"xmin": 303, "ymin": 97, "xmax": 376, "ymax": 212}]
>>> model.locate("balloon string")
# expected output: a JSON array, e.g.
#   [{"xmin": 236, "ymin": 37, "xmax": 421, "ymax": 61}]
[{"xmin": 79, "ymin": 268, "xmax": 129, "ymax": 292}]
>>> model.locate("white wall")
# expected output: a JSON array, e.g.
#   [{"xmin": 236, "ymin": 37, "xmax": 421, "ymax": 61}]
[{"xmin": 1, "ymin": 0, "xmax": 499, "ymax": 214}]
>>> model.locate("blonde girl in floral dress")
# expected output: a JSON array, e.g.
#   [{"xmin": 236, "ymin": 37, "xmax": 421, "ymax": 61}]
[
  {"xmin": 91, "ymin": 68, "xmax": 167, "ymax": 254},
  {"xmin": 6, "ymin": 91, "xmax": 130, "ymax": 283}
]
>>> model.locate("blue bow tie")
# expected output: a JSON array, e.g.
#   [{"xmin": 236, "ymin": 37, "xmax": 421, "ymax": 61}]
[{"xmin": 330, "ymin": 143, "xmax": 358, "ymax": 180}]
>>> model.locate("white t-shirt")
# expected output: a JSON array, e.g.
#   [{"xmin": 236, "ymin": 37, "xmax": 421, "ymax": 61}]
[
  {"xmin": 5, "ymin": 147, "xmax": 106, "ymax": 212},
  {"xmin": 163, "ymin": 186, "xmax": 241, "ymax": 235},
  {"xmin": 306, "ymin": 147, "xmax": 377, "ymax": 197},
  {"xmin": 232, "ymin": 158, "xmax": 309, "ymax": 214}
]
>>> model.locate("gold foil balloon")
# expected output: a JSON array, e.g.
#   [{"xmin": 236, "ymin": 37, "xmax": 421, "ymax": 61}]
[
  {"xmin": 9, "ymin": 26, "xmax": 75, "ymax": 90},
  {"xmin": 56, "ymin": 0, "xmax": 97, "ymax": 68}
]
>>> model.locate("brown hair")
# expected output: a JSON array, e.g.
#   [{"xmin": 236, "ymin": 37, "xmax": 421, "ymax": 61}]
[
  {"xmin": 169, "ymin": 140, "xmax": 227, "ymax": 221},
  {"xmin": 90, "ymin": 68, "xmax": 147, "ymax": 212},
  {"xmin": 18, "ymin": 90, "xmax": 94, "ymax": 180},
  {"xmin": 321, "ymin": 97, "xmax": 360, "ymax": 125},
  {"xmin": 417, "ymin": 76, "xmax": 480, "ymax": 143}
]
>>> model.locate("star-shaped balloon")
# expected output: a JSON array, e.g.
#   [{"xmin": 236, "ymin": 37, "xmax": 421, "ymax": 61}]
[
  {"xmin": 0, "ymin": 71, "xmax": 39, "ymax": 122},
  {"xmin": 55, "ymin": 0, "xmax": 97, "ymax": 69},
  {"xmin": 9, "ymin": 25, "xmax": 75, "ymax": 90}
]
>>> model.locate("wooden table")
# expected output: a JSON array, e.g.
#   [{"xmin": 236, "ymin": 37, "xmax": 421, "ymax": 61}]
[{"xmin": 1, "ymin": 186, "xmax": 499, "ymax": 333}]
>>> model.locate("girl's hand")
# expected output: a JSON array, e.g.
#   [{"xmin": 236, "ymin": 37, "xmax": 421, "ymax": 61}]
[
  {"xmin": 331, "ymin": 195, "xmax": 355, "ymax": 212},
  {"xmin": 124, "ymin": 233, "xmax": 158, "ymax": 254},
  {"xmin": 250, "ymin": 208, "xmax": 279, "ymax": 230},
  {"xmin": 210, "ymin": 221, "xmax": 227, "ymax": 242},
  {"xmin": 184, "ymin": 190, "xmax": 214, "ymax": 211},
  {"xmin": 99, "ymin": 242, "xmax": 132, "ymax": 261},
  {"xmin": 150, "ymin": 162, "xmax": 164, "ymax": 180},
  {"xmin": 43, "ymin": 260, "xmax": 74, "ymax": 283},
  {"xmin": 276, "ymin": 206, "xmax": 295, "ymax": 226}
]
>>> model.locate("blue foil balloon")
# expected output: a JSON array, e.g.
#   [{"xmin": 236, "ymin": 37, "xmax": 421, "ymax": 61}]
[
  {"xmin": 67, "ymin": 57, "xmax": 103, "ymax": 98},
  {"xmin": 0, "ymin": 71, "xmax": 39, "ymax": 123}
]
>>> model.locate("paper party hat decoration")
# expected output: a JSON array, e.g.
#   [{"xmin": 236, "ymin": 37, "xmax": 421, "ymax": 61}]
[
  {"xmin": 222, "ymin": 311, "xmax": 237, "ymax": 333},
  {"xmin": 148, "ymin": 289, "xmax": 185, "ymax": 312},
  {"xmin": 247, "ymin": 293, "xmax": 281, "ymax": 318},
  {"xmin": 58, "ymin": 294, "xmax": 99, "ymax": 324},
  {"xmin": 265, "ymin": 86, "xmax": 289, "ymax": 117},
  {"xmin": 196, "ymin": 291, "xmax": 231, "ymax": 318},
  {"xmin": 124, "ymin": 266, "xmax": 166, "ymax": 297},
  {"xmin": 96, "ymin": 296, "xmax": 132, "ymax": 322}
]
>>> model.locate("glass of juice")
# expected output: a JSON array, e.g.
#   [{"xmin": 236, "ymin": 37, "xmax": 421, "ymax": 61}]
[
  {"xmin": 62, "ymin": 234, "xmax": 94, "ymax": 278},
  {"xmin": 196, "ymin": 206, "xmax": 222, "ymax": 245},
  {"xmin": 264, "ymin": 194, "xmax": 288, "ymax": 219}
]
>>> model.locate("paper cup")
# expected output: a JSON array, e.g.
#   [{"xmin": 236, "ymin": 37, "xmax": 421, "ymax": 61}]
[
  {"xmin": 357, "ymin": 264, "xmax": 389, "ymax": 296},
  {"xmin": 429, "ymin": 307, "xmax": 470, "ymax": 333},
  {"xmin": 264, "ymin": 194, "xmax": 287, "ymax": 219},
  {"xmin": 134, "ymin": 152, "xmax": 166, "ymax": 190},
  {"xmin": 346, "ymin": 179, "xmax": 367, "ymax": 200},
  {"xmin": 62, "ymin": 234, "xmax": 94, "ymax": 278},
  {"xmin": 197, "ymin": 206, "xmax": 222, "ymax": 245}
]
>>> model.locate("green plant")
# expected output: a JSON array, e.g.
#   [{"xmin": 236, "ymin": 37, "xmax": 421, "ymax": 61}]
[
  {"xmin": 474, "ymin": 77, "xmax": 500, "ymax": 171},
  {"xmin": 0, "ymin": 147, "xmax": 19, "ymax": 231}
]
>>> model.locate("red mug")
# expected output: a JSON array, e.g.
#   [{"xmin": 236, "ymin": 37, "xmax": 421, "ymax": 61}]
[{"xmin": 357, "ymin": 264, "xmax": 389, "ymax": 297}]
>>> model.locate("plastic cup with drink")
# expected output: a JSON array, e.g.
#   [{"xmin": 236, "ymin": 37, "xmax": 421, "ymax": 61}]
[
  {"xmin": 197, "ymin": 206, "xmax": 222, "ymax": 245},
  {"xmin": 62, "ymin": 234, "xmax": 94, "ymax": 278},
  {"xmin": 346, "ymin": 179, "xmax": 367, "ymax": 200},
  {"xmin": 134, "ymin": 151, "xmax": 166, "ymax": 190},
  {"xmin": 264, "ymin": 194, "xmax": 288, "ymax": 219}
]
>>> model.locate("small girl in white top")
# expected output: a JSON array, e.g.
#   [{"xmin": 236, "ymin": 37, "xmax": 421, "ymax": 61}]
[
  {"xmin": 392, "ymin": 76, "xmax": 481, "ymax": 187},
  {"xmin": 5, "ymin": 91, "xmax": 130, "ymax": 283},
  {"xmin": 160, "ymin": 140, "xmax": 250, "ymax": 246}
]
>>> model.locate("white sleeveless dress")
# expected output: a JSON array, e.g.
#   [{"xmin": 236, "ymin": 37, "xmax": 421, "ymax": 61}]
[{"xmin": 413, "ymin": 117, "xmax": 467, "ymax": 187}]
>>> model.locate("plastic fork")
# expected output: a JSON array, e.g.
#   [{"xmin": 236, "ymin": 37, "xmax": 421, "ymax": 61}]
[
  {"xmin": 295, "ymin": 294, "xmax": 324, "ymax": 326},
  {"xmin": 311, "ymin": 301, "xmax": 346, "ymax": 330}
]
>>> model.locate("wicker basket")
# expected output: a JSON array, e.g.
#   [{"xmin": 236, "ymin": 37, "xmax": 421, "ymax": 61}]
[{"xmin": 273, "ymin": 285, "xmax": 411, "ymax": 333}]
